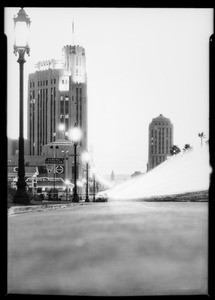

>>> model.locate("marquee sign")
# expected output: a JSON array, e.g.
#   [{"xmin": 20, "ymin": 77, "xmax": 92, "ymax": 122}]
[{"xmin": 45, "ymin": 158, "xmax": 64, "ymax": 164}]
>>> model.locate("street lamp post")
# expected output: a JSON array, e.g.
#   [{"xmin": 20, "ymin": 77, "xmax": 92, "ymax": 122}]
[
  {"xmin": 61, "ymin": 150, "xmax": 69, "ymax": 180},
  {"xmin": 86, "ymin": 163, "xmax": 89, "ymax": 202},
  {"xmin": 69, "ymin": 124, "xmax": 82, "ymax": 203},
  {"xmin": 32, "ymin": 174, "xmax": 37, "ymax": 196},
  {"xmin": 61, "ymin": 149, "xmax": 69, "ymax": 200},
  {"xmin": 50, "ymin": 145, "xmax": 59, "ymax": 200},
  {"xmin": 93, "ymin": 174, "xmax": 96, "ymax": 202},
  {"xmin": 73, "ymin": 140, "xmax": 78, "ymax": 202},
  {"xmin": 13, "ymin": 8, "xmax": 31, "ymax": 204},
  {"xmin": 82, "ymin": 151, "xmax": 90, "ymax": 202},
  {"xmin": 65, "ymin": 179, "xmax": 70, "ymax": 201},
  {"xmin": 91, "ymin": 167, "xmax": 96, "ymax": 202}
]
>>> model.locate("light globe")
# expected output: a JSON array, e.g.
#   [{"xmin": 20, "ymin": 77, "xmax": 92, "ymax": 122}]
[
  {"xmin": 65, "ymin": 179, "xmax": 70, "ymax": 185},
  {"xmin": 59, "ymin": 123, "xmax": 65, "ymax": 132},
  {"xmin": 69, "ymin": 126, "xmax": 82, "ymax": 143},
  {"xmin": 82, "ymin": 151, "xmax": 90, "ymax": 163},
  {"xmin": 13, "ymin": 8, "xmax": 31, "ymax": 55}
]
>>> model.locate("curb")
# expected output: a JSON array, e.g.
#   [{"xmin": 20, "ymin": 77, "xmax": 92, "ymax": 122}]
[{"xmin": 8, "ymin": 203, "xmax": 85, "ymax": 215}]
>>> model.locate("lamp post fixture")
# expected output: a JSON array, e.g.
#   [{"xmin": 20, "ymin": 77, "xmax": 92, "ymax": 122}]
[
  {"xmin": 82, "ymin": 151, "xmax": 90, "ymax": 202},
  {"xmin": 93, "ymin": 174, "xmax": 96, "ymax": 202},
  {"xmin": 91, "ymin": 166, "xmax": 96, "ymax": 202},
  {"xmin": 69, "ymin": 124, "xmax": 82, "ymax": 203},
  {"xmin": 13, "ymin": 8, "xmax": 31, "ymax": 204}
]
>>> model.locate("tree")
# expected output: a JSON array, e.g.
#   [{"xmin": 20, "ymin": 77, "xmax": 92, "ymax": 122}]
[
  {"xmin": 170, "ymin": 145, "xmax": 181, "ymax": 156},
  {"xmin": 198, "ymin": 132, "xmax": 205, "ymax": 147},
  {"xmin": 183, "ymin": 144, "xmax": 192, "ymax": 151}
]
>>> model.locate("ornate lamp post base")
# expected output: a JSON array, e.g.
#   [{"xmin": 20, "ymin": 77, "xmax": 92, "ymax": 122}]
[
  {"xmin": 13, "ymin": 183, "xmax": 29, "ymax": 205},
  {"xmin": 72, "ymin": 194, "xmax": 79, "ymax": 203}
]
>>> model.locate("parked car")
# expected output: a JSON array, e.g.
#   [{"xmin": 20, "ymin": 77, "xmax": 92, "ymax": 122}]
[{"xmin": 95, "ymin": 192, "xmax": 108, "ymax": 202}]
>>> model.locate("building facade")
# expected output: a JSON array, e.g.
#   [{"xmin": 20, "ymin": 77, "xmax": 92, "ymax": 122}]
[
  {"xmin": 8, "ymin": 138, "xmax": 29, "ymax": 157},
  {"xmin": 147, "ymin": 114, "xmax": 173, "ymax": 171},
  {"xmin": 6, "ymin": 44, "xmax": 89, "ymax": 195},
  {"xmin": 8, "ymin": 139, "xmax": 84, "ymax": 197},
  {"xmin": 27, "ymin": 45, "xmax": 87, "ymax": 156}
]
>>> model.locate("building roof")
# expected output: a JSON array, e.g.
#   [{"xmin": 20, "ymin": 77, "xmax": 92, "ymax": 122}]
[{"xmin": 150, "ymin": 114, "xmax": 172, "ymax": 125}]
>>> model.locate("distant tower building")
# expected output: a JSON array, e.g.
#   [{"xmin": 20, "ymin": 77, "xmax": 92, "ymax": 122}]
[
  {"xmin": 111, "ymin": 170, "xmax": 115, "ymax": 181},
  {"xmin": 27, "ymin": 45, "xmax": 87, "ymax": 156},
  {"xmin": 147, "ymin": 114, "xmax": 173, "ymax": 171}
]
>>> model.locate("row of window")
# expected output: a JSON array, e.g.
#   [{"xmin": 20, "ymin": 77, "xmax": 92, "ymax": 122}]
[
  {"xmin": 76, "ymin": 57, "xmax": 82, "ymax": 66},
  {"xmin": 151, "ymin": 127, "xmax": 169, "ymax": 133},
  {"xmin": 151, "ymin": 136, "xmax": 170, "ymax": 140},
  {"xmin": 153, "ymin": 122, "xmax": 170, "ymax": 126},
  {"xmin": 151, "ymin": 140, "xmax": 169, "ymax": 154},
  {"xmin": 30, "ymin": 87, "xmax": 57, "ymax": 155},
  {"xmin": 29, "ymin": 79, "xmax": 57, "ymax": 88},
  {"xmin": 59, "ymin": 119, "xmax": 69, "ymax": 134},
  {"xmin": 30, "ymin": 82, "xmax": 35, "ymax": 88},
  {"xmin": 151, "ymin": 137, "xmax": 168, "ymax": 143},
  {"xmin": 151, "ymin": 137, "xmax": 167, "ymax": 143},
  {"xmin": 30, "ymin": 90, "xmax": 35, "ymax": 100},
  {"xmin": 151, "ymin": 156, "xmax": 166, "ymax": 167},
  {"xmin": 76, "ymin": 87, "xmax": 83, "ymax": 127},
  {"xmin": 30, "ymin": 93, "xmax": 71, "ymax": 104},
  {"xmin": 60, "ymin": 102, "xmax": 69, "ymax": 115},
  {"xmin": 29, "ymin": 87, "xmax": 84, "ymax": 154},
  {"xmin": 62, "ymin": 79, "xmax": 68, "ymax": 84},
  {"xmin": 29, "ymin": 91, "xmax": 49, "ymax": 155},
  {"xmin": 151, "ymin": 148, "xmax": 167, "ymax": 155},
  {"xmin": 60, "ymin": 114, "xmax": 69, "ymax": 119},
  {"xmin": 60, "ymin": 96, "xmax": 69, "ymax": 101},
  {"xmin": 151, "ymin": 128, "xmax": 172, "ymax": 138}
]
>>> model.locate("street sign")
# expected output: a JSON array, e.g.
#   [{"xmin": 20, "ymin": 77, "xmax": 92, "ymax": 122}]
[
  {"xmin": 55, "ymin": 165, "xmax": 64, "ymax": 174},
  {"xmin": 46, "ymin": 164, "xmax": 54, "ymax": 172},
  {"xmin": 45, "ymin": 158, "xmax": 64, "ymax": 164},
  {"xmin": 13, "ymin": 166, "xmax": 18, "ymax": 172}
]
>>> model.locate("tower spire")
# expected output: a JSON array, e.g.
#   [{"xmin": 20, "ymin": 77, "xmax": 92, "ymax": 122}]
[{"xmin": 72, "ymin": 20, "xmax": 75, "ymax": 46}]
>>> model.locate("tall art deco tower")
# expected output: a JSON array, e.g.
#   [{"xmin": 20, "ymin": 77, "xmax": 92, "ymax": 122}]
[
  {"xmin": 147, "ymin": 114, "xmax": 173, "ymax": 171},
  {"xmin": 27, "ymin": 44, "xmax": 88, "ymax": 155}
]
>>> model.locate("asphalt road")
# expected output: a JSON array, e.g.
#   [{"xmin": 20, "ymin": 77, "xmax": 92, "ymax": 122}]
[{"xmin": 8, "ymin": 200, "xmax": 208, "ymax": 296}]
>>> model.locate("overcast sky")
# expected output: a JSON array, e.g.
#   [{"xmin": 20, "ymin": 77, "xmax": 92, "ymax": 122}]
[{"xmin": 5, "ymin": 7, "xmax": 213, "ymax": 176}]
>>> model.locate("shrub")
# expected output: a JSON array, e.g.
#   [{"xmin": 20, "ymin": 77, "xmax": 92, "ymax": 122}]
[{"xmin": 7, "ymin": 184, "xmax": 16, "ymax": 208}]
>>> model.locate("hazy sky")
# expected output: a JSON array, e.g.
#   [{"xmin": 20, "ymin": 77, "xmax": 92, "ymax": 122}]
[{"xmin": 5, "ymin": 7, "xmax": 213, "ymax": 176}]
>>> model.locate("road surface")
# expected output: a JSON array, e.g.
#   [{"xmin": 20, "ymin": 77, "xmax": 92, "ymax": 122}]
[{"xmin": 8, "ymin": 200, "xmax": 208, "ymax": 296}]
